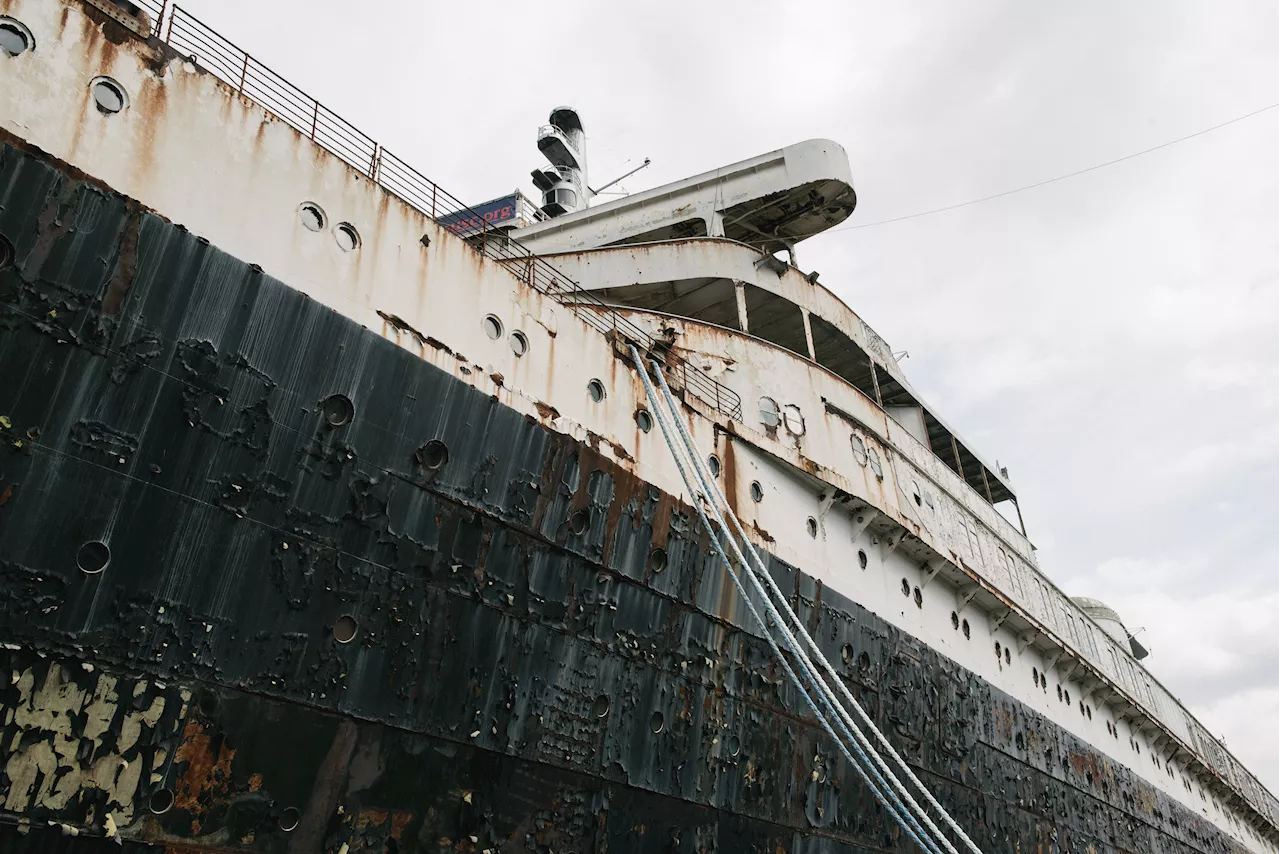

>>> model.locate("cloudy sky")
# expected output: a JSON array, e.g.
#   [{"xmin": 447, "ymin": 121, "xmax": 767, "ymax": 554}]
[{"xmin": 180, "ymin": 0, "xmax": 1278, "ymax": 792}]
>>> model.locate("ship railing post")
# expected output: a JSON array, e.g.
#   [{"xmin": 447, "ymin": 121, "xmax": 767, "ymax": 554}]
[
  {"xmin": 481, "ymin": 217, "xmax": 488, "ymax": 257},
  {"xmin": 237, "ymin": 53, "xmax": 248, "ymax": 94},
  {"xmin": 155, "ymin": 0, "xmax": 170, "ymax": 38},
  {"xmin": 309, "ymin": 101, "xmax": 319, "ymax": 141}
]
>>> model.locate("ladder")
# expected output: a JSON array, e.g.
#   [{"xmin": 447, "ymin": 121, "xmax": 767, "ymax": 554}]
[{"xmin": 629, "ymin": 346, "xmax": 985, "ymax": 854}]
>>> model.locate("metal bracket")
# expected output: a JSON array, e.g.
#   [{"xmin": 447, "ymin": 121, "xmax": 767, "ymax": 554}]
[
  {"xmin": 817, "ymin": 491, "xmax": 837, "ymax": 526},
  {"xmin": 955, "ymin": 584, "xmax": 980, "ymax": 613},
  {"xmin": 883, "ymin": 528, "xmax": 908, "ymax": 556},
  {"xmin": 988, "ymin": 608, "xmax": 1012, "ymax": 634},
  {"xmin": 1016, "ymin": 632, "xmax": 1037, "ymax": 654},
  {"xmin": 919, "ymin": 559, "xmax": 945, "ymax": 590},
  {"xmin": 848, "ymin": 507, "xmax": 880, "ymax": 544}
]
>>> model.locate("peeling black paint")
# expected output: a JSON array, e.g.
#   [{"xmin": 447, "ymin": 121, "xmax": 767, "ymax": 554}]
[{"xmin": 0, "ymin": 142, "xmax": 1268, "ymax": 853}]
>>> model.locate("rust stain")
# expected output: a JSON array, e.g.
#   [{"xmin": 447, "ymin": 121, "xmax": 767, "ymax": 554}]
[
  {"xmin": 0, "ymin": 484, "xmax": 13, "ymax": 508},
  {"xmin": 170, "ymin": 717, "xmax": 237, "ymax": 825}
]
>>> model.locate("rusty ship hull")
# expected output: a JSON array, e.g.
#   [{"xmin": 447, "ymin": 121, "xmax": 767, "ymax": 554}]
[{"xmin": 0, "ymin": 137, "xmax": 1261, "ymax": 853}]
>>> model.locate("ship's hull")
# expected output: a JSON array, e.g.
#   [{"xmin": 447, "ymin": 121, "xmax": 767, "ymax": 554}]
[{"xmin": 0, "ymin": 141, "xmax": 1245, "ymax": 853}]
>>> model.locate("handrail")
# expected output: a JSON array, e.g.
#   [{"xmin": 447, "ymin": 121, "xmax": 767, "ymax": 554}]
[{"xmin": 152, "ymin": 5, "xmax": 743, "ymax": 423}]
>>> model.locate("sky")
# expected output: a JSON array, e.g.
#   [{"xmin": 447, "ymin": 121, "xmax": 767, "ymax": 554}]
[{"xmin": 178, "ymin": 0, "xmax": 1279, "ymax": 793}]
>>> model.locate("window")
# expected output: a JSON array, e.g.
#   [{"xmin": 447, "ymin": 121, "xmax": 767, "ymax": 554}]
[
  {"xmin": 750, "ymin": 481, "xmax": 764, "ymax": 502},
  {"xmin": 90, "ymin": 77, "xmax": 128, "ymax": 114},
  {"xmin": 867, "ymin": 448, "xmax": 883, "ymax": 479},
  {"xmin": 635, "ymin": 409, "xmax": 653, "ymax": 433},
  {"xmin": 334, "ymin": 223, "xmax": 360, "ymax": 251},
  {"xmin": 299, "ymin": 203, "xmax": 326, "ymax": 232},
  {"xmin": 482, "ymin": 315, "xmax": 503, "ymax": 340},
  {"xmin": 0, "ymin": 18, "xmax": 33, "ymax": 57},
  {"xmin": 782, "ymin": 404, "xmax": 805, "ymax": 436},
  {"xmin": 587, "ymin": 379, "xmax": 606, "ymax": 402},
  {"xmin": 758, "ymin": 397, "xmax": 780, "ymax": 428},
  {"xmin": 851, "ymin": 433, "xmax": 868, "ymax": 465},
  {"xmin": 509, "ymin": 330, "xmax": 529, "ymax": 357}
]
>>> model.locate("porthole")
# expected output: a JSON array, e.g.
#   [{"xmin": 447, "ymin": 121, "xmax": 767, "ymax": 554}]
[
  {"xmin": 333, "ymin": 615, "xmax": 358, "ymax": 644},
  {"xmin": 900, "ymin": 578, "xmax": 910, "ymax": 597},
  {"xmin": 757, "ymin": 396, "xmax": 780, "ymax": 428},
  {"xmin": 635, "ymin": 409, "xmax": 653, "ymax": 433},
  {"xmin": 806, "ymin": 517, "xmax": 818, "ymax": 538},
  {"xmin": 90, "ymin": 76, "xmax": 128, "ymax": 114},
  {"xmin": 857, "ymin": 549, "xmax": 867, "ymax": 570},
  {"xmin": 321, "ymin": 393, "xmax": 354, "ymax": 427},
  {"xmin": 726, "ymin": 735, "xmax": 741, "ymax": 757},
  {"xmin": 962, "ymin": 619, "xmax": 970, "ymax": 639},
  {"xmin": 1086, "ymin": 705, "xmax": 1092, "ymax": 720},
  {"xmin": 782, "ymin": 403, "xmax": 805, "ymax": 436},
  {"xmin": 950, "ymin": 611, "xmax": 959, "ymax": 630},
  {"xmin": 587, "ymin": 378, "xmax": 606, "ymax": 402},
  {"xmin": 994, "ymin": 641, "xmax": 1002, "ymax": 658},
  {"xmin": 840, "ymin": 643, "xmax": 854, "ymax": 664},
  {"xmin": 0, "ymin": 18, "xmax": 33, "ymax": 57},
  {"xmin": 278, "ymin": 807, "xmax": 301, "ymax": 832},
  {"xmin": 867, "ymin": 448, "xmax": 882, "ymax": 479},
  {"xmin": 569, "ymin": 508, "xmax": 590, "ymax": 536},
  {"xmin": 1079, "ymin": 701, "xmax": 1085, "ymax": 717},
  {"xmin": 334, "ymin": 222, "xmax": 360, "ymax": 251},
  {"xmin": 912, "ymin": 587, "xmax": 922, "ymax": 609},
  {"xmin": 592, "ymin": 694, "xmax": 610, "ymax": 717},
  {"xmin": 298, "ymin": 202, "xmax": 326, "ymax": 232},
  {"xmin": 509, "ymin": 330, "xmax": 529, "ymax": 357},
  {"xmin": 647, "ymin": 547, "xmax": 667, "ymax": 573},
  {"xmin": 1032, "ymin": 667, "xmax": 1040, "ymax": 685},
  {"xmin": 77, "ymin": 541, "xmax": 110, "ymax": 574},
  {"xmin": 649, "ymin": 711, "xmax": 665, "ymax": 734},
  {"xmin": 1004, "ymin": 647, "xmax": 1011, "ymax": 665},
  {"xmin": 1057, "ymin": 684, "xmax": 1063, "ymax": 701},
  {"xmin": 708, "ymin": 454, "xmax": 721, "ymax": 476},
  {"xmin": 910, "ymin": 481, "xmax": 922, "ymax": 506},
  {"xmin": 850, "ymin": 433, "xmax": 868, "ymax": 466},
  {"xmin": 1064, "ymin": 689, "xmax": 1071, "ymax": 705},
  {"xmin": 749, "ymin": 481, "xmax": 763, "ymax": 502},
  {"xmin": 417, "ymin": 439, "xmax": 449, "ymax": 471},
  {"xmin": 482, "ymin": 314, "xmax": 504, "ymax": 340},
  {"xmin": 148, "ymin": 788, "xmax": 174, "ymax": 815}
]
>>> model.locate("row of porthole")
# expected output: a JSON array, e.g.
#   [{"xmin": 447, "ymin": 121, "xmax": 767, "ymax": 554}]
[
  {"xmin": 147, "ymin": 787, "xmax": 300, "ymax": 830},
  {"xmin": 298, "ymin": 203, "xmax": 361, "ymax": 251}
]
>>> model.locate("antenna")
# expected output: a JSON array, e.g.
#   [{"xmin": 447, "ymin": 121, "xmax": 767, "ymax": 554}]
[{"xmin": 589, "ymin": 158, "xmax": 651, "ymax": 197}]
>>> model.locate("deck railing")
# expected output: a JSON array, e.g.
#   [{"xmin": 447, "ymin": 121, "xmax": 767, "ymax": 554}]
[{"xmin": 128, "ymin": 2, "xmax": 742, "ymax": 422}]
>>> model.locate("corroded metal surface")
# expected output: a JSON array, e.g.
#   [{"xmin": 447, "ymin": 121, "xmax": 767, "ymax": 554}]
[{"xmin": 0, "ymin": 143, "xmax": 1261, "ymax": 853}]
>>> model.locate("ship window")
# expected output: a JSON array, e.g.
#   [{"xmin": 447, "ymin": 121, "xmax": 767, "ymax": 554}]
[
  {"xmin": 334, "ymin": 223, "xmax": 360, "ymax": 251},
  {"xmin": 911, "ymin": 481, "xmax": 922, "ymax": 506},
  {"xmin": 647, "ymin": 547, "xmax": 667, "ymax": 573},
  {"xmin": 782, "ymin": 404, "xmax": 805, "ymax": 436},
  {"xmin": 509, "ymin": 330, "xmax": 529, "ymax": 357},
  {"xmin": 806, "ymin": 517, "xmax": 818, "ymax": 538},
  {"xmin": 321, "ymin": 393, "xmax": 354, "ymax": 427},
  {"xmin": 587, "ymin": 378, "xmax": 606, "ymax": 402},
  {"xmin": 757, "ymin": 396, "xmax": 780, "ymax": 428},
  {"xmin": 418, "ymin": 440, "xmax": 448, "ymax": 471},
  {"xmin": 299, "ymin": 203, "xmax": 326, "ymax": 232},
  {"xmin": 149, "ymin": 788, "xmax": 174, "ymax": 815},
  {"xmin": 708, "ymin": 454, "xmax": 721, "ymax": 476},
  {"xmin": 750, "ymin": 481, "xmax": 763, "ymax": 502},
  {"xmin": 635, "ymin": 409, "xmax": 653, "ymax": 433},
  {"xmin": 962, "ymin": 619, "xmax": 970, "ymax": 639},
  {"xmin": 858, "ymin": 549, "xmax": 868, "ymax": 569},
  {"xmin": 913, "ymin": 587, "xmax": 922, "ymax": 608},
  {"xmin": 951, "ymin": 611, "xmax": 959, "ymax": 630},
  {"xmin": 90, "ymin": 77, "xmax": 127, "ymax": 114},
  {"xmin": 279, "ymin": 807, "xmax": 301, "ymax": 832},
  {"xmin": 0, "ymin": 19, "xmax": 33, "ymax": 56},
  {"xmin": 901, "ymin": 578, "xmax": 910, "ymax": 597},
  {"xmin": 851, "ymin": 433, "xmax": 868, "ymax": 465},
  {"xmin": 482, "ymin": 314, "xmax": 504, "ymax": 340},
  {"xmin": 333, "ymin": 615, "xmax": 358, "ymax": 643},
  {"xmin": 77, "ymin": 541, "xmax": 111, "ymax": 574},
  {"xmin": 867, "ymin": 448, "xmax": 883, "ymax": 479}
]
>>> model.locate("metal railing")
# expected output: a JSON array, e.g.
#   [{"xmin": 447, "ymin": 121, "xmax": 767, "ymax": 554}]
[{"xmin": 136, "ymin": 4, "xmax": 742, "ymax": 422}]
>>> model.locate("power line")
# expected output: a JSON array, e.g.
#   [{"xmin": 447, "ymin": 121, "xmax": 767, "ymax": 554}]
[{"xmin": 821, "ymin": 102, "xmax": 1279, "ymax": 234}]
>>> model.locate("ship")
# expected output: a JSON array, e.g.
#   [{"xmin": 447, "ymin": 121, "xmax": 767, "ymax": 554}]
[{"xmin": 0, "ymin": 1, "xmax": 1275, "ymax": 852}]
